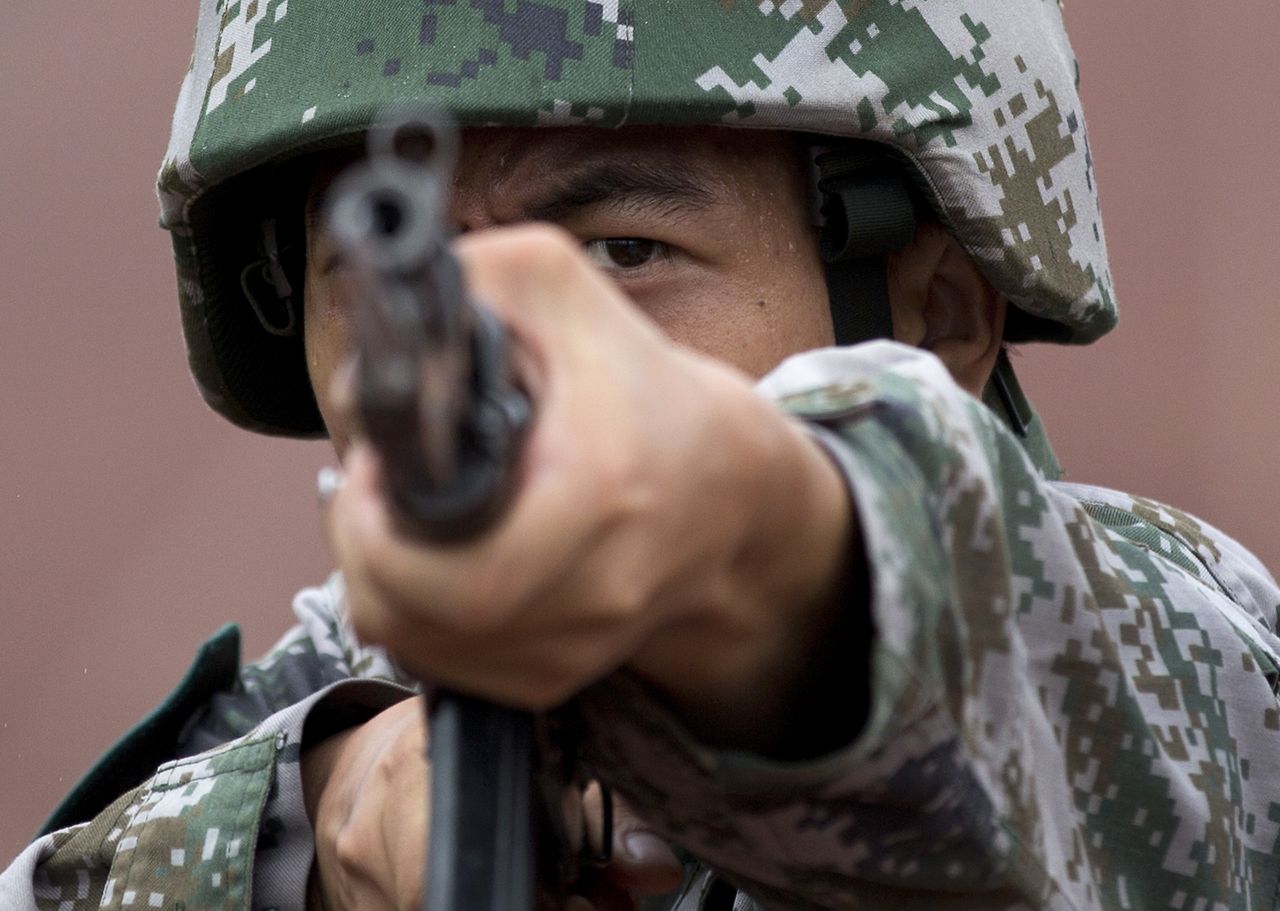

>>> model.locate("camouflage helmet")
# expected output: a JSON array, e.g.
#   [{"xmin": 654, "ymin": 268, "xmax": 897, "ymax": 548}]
[{"xmin": 160, "ymin": 0, "xmax": 1116, "ymax": 438}]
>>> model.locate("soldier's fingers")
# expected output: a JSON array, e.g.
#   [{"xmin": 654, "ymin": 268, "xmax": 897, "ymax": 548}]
[
  {"xmin": 588, "ymin": 790, "xmax": 683, "ymax": 895},
  {"xmin": 327, "ymin": 434, "xmax": 587, "ymax": 636},
  {"xmin": 454, "ymin": 224, "xmax": 666, "ymax": 366},
  {"xmin": 321, "ymin": 443, "xmax": 406, "ymax": 647}
]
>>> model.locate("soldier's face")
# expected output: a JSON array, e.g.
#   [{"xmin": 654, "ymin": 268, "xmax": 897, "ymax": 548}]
[{"xmin": 304, "ymin": 126, "xmax": 833, "ymax": 447}]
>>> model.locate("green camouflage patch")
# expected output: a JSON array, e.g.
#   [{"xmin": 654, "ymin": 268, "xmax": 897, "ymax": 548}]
[{"xmin": 160, "ymin": 0, "xmax": 1117, "ymax": 436}]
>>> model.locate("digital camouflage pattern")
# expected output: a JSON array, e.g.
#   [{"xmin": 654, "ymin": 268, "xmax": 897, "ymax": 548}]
[
  {"xmin": 15, "ymin": 735, "xmax": 276, "ymax": 911},
  {"xmin": 9, "ymin": 4, "xmax": 1273, "ymax": 910},
  {"xmin": 4, "ymin": 620, "xmax": 416, "ymax": 911},
  {"xmin": 580, "ymin": 344, "xmax": 1280, "ymax": 910},
  {"xmin": 7, "ymin": 346, "xmax": 1280, "ymax": 910},
  {"xmin": 159, "ymin": 0, "xmax": 1116, "ymax": 435}
]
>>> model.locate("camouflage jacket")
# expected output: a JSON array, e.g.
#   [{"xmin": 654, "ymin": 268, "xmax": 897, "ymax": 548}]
[{"xmin": 6, "ymin": 343, "xmax": 1280, "ymax": 910}]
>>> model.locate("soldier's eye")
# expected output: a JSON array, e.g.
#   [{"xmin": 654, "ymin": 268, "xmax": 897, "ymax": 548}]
[{"xmin": 583, "ymin": 237, "xmax": 667, "ymax": 271}]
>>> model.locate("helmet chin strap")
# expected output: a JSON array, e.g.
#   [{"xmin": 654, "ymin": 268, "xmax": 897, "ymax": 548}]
[
  {"xmin": 813, "ymin": 145, "xmax": 1061, "ymax": 472},
  {"xmin": 814, "ymin": 145, "xmax": 916, "ymax": 346}
]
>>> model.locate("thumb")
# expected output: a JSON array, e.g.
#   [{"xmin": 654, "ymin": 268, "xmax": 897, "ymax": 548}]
[{"xmin": 589, "ymin": 789, "xmax": 684, "ymax": 895}]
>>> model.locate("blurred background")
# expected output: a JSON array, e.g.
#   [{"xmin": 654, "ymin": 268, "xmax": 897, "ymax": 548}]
[{"xmin": 2, "ymin": 3, "xmax": 1277, "ymax": 862}]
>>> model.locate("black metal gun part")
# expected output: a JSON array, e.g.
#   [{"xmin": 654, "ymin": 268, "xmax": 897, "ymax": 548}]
[{"xmin": 325, "ymin": 109, "xmax": 542, "ymax": 911}]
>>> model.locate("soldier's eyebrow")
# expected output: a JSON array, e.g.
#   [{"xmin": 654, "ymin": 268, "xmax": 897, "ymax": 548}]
[{"xmin": 521, "ymin": 159, "xmax": 720, "ymax": 223}]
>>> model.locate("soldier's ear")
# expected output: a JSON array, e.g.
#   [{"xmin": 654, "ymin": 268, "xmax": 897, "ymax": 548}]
[{"xmin": 887, "ymin": 220, "xmax": 1006, "ymax": 397}]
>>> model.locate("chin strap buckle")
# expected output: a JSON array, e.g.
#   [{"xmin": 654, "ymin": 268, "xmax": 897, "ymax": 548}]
[{"xmin": 241, "ymin": 217, "xmax": 299, "ymax": 338}]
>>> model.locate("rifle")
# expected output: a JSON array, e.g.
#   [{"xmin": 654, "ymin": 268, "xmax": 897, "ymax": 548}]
[{"xmin": 325, "ymin": 109, "xmax": 606, "ymax": 910}]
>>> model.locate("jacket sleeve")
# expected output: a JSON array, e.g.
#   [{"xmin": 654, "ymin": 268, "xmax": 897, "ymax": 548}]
[
  {"xmin": 5, "ymin": 679, "xmax": 412, "ymax": 911},
  {"xmin": 577, "ymin": 342, "xmax": 1280, "ymax": 911}
]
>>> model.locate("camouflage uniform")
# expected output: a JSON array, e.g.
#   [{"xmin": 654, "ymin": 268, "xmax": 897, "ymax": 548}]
[
  {"xmin": 8, "ymin": 345, "xmax": 1280, "ymax": 910},
  {"xmin": 6, "ymin": 2, "xmax": 1280, "ymax": 910}
]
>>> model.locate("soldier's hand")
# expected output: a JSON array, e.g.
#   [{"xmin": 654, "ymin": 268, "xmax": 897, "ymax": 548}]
[
  {"xmin": 302, "ymin": 697, "xmax": 683, "ymax": 911},
  {"xmin": 304, "ymin": 698, "xmax": 428, "ymax": 911},
  {"xmin": 324, "ymin": 225, "xmax": 855, "ymax": 751}
]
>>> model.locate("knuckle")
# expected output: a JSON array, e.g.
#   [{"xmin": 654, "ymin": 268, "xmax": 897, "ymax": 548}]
[
  {"xmin": 447, "ymin": 574, "xmax": 516, "ymax": 636},
  {"xmin": 588, "ymin": 436, "xmax": 652, "ymax": 521},
  {"xmin": 331, "ymin": 822, "xmax": 367, "ymax": 881},
  {"xmin": 593, "ymin": 562, "xmax": 651, "ymax": 624}
]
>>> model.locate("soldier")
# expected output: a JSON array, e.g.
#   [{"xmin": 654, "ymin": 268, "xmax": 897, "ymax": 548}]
[{"xmin": 6, "ymin": 2, "xmax": 1280, "ymax": 910}]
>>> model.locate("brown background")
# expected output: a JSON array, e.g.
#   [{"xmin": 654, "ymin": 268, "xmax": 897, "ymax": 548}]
[{"xmin": 3, "ymin": 4, "xmax": 1277, "ymax": 863}]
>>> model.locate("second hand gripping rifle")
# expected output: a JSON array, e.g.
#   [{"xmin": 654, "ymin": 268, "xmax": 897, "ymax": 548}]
[{"xmin": 325, "ymin": 109, "xmax": 607, "ymax": 911}]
